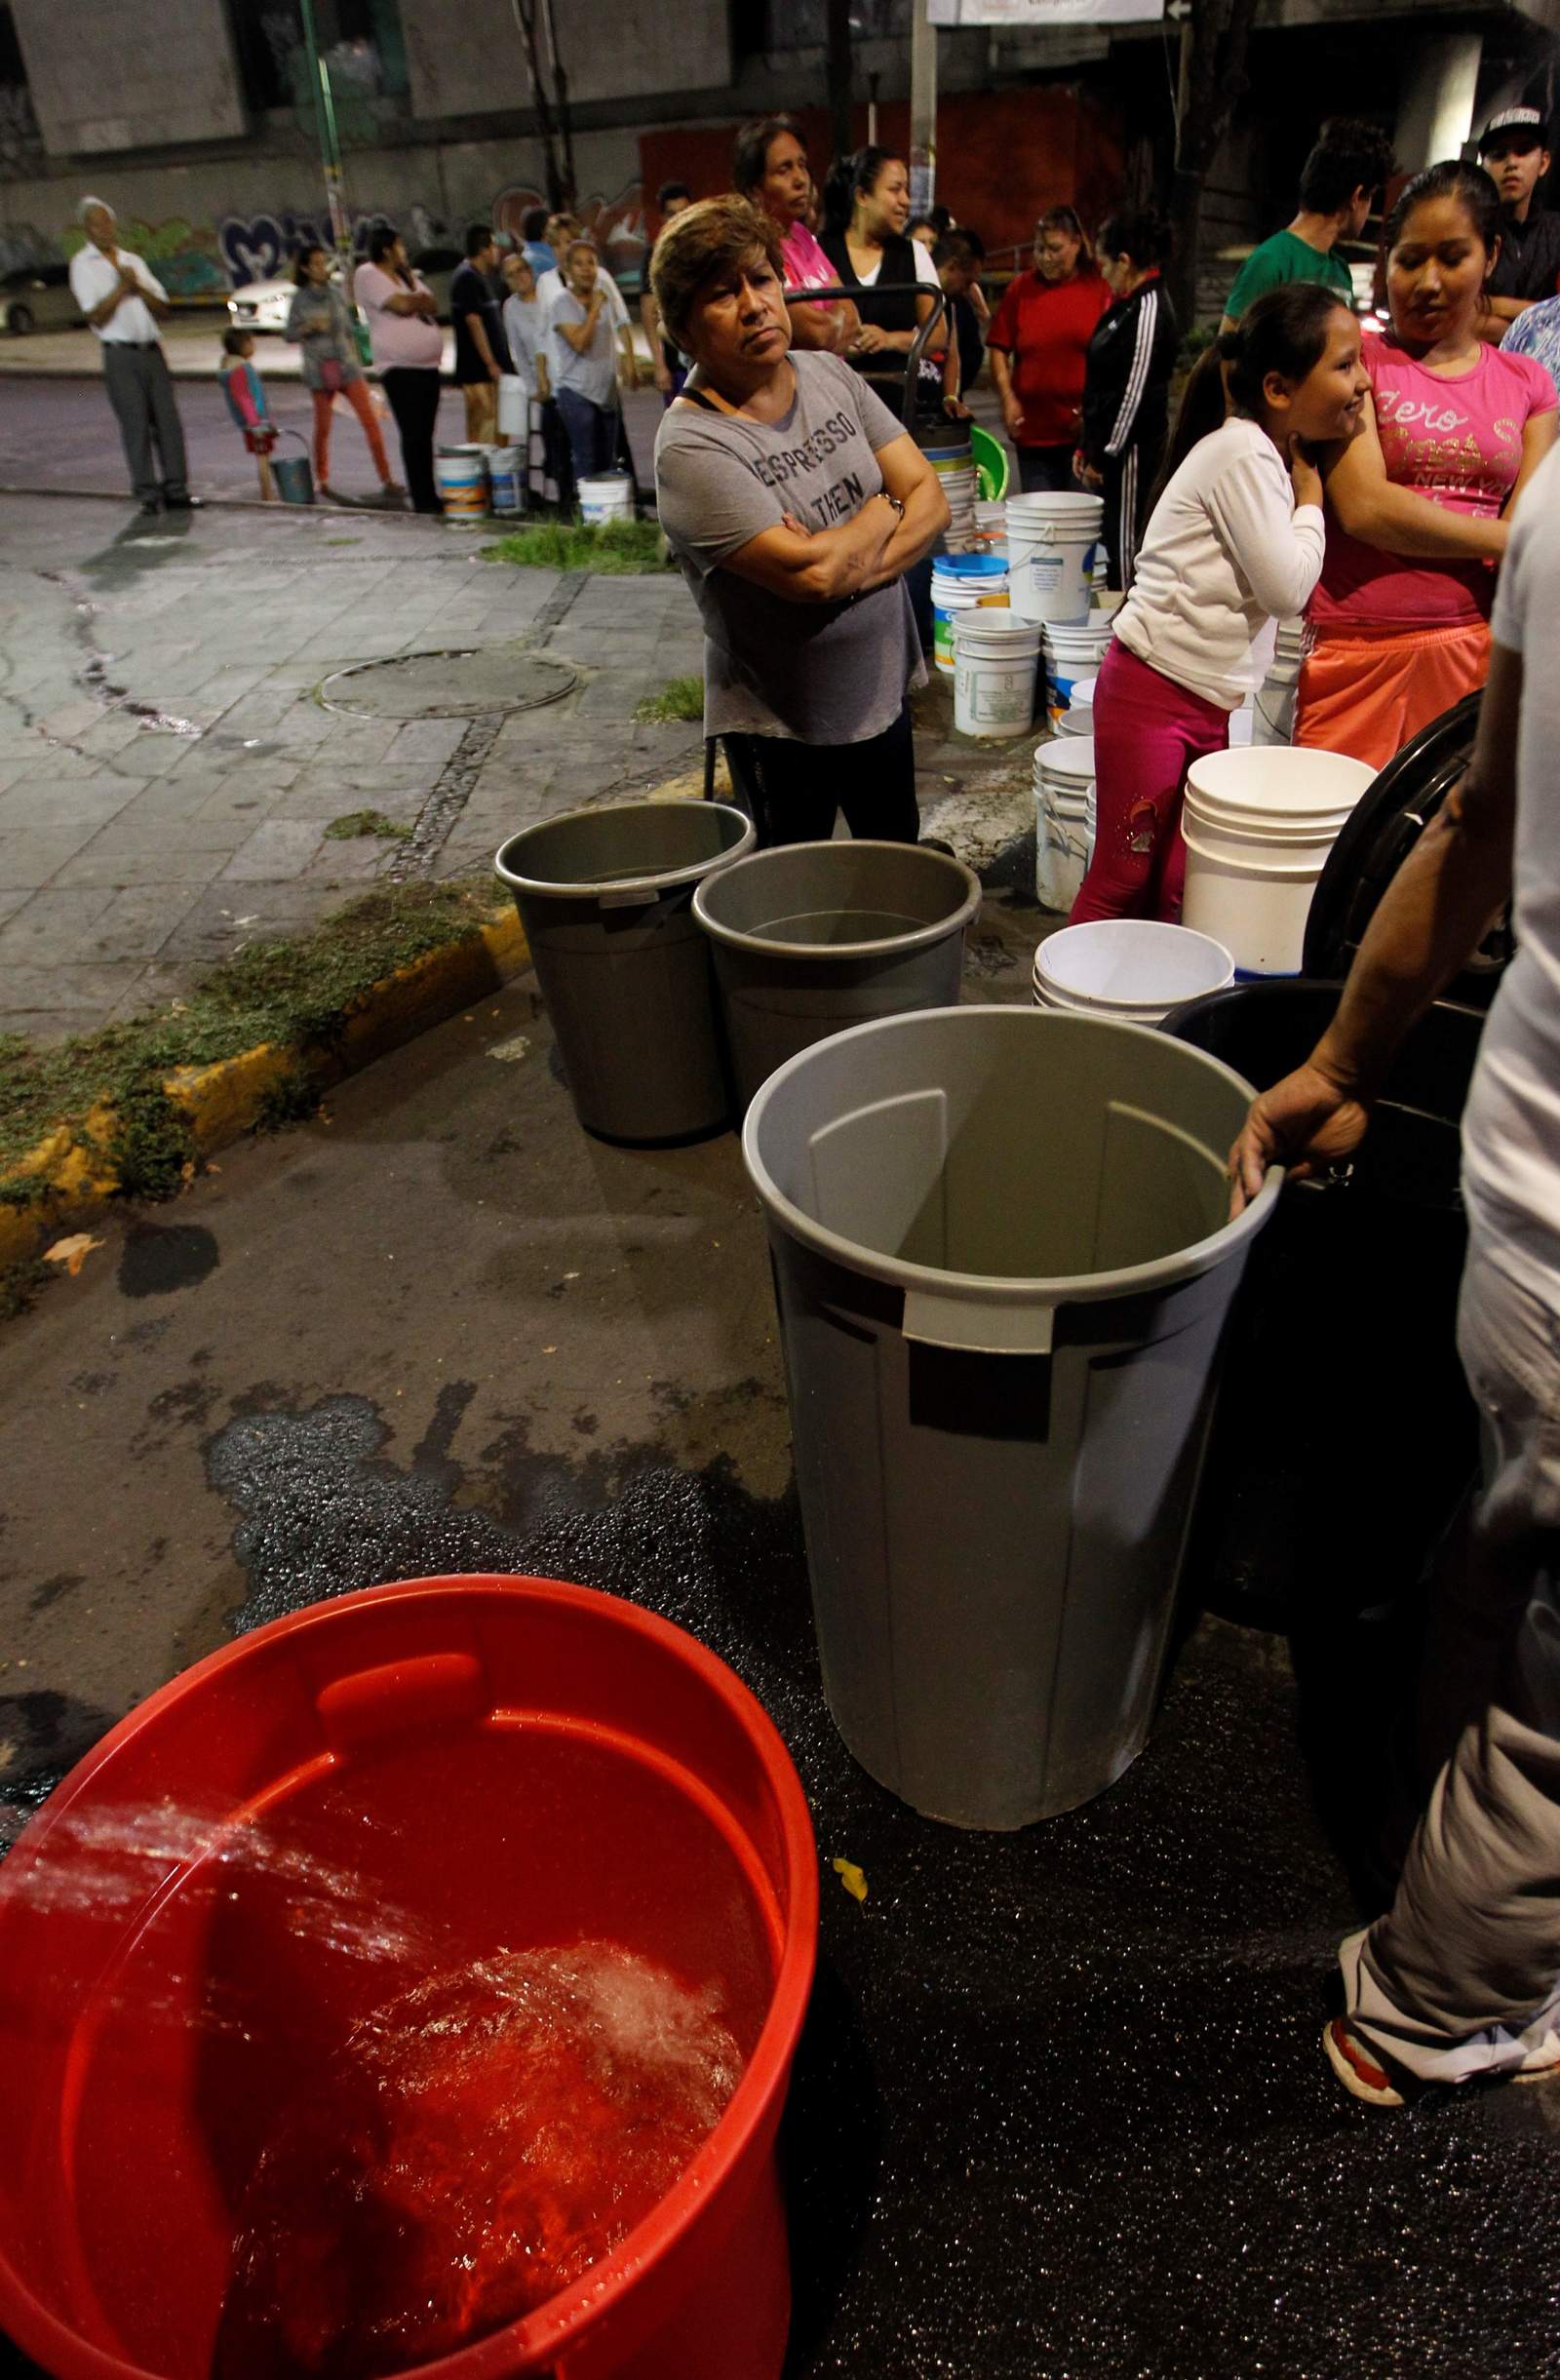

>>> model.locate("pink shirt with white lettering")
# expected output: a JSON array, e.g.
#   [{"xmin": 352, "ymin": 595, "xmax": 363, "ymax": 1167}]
[
  {"xmin": 1310, "ymin": 331, "xmax": 1555, "ymax": 631},
  {"xmin": 779, "ymin": 221, "xmax": 838, "ymax": 307}
]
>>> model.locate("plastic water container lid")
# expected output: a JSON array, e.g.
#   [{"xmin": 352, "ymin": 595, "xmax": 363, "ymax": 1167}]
[
  {"xmin": 933, "ymin": 553, "xmax": 1010, "ymax": 579},
  {"xmin": 1044, "ymin": 614, "xmax": 1114, "ymax": 639},
  {"xmin": 1037, "ymin": 738, "xmax": 1096, "ymax": 782},
  {"xmin": 1185, "ymin": 746, "xmax": 1374, "ymax": 820},
  {"xmin": 1034, "ymin": 919, "xmax": 1234, "ymax": 1009},
  {"xmin": 956, "ymin": 610, "xmax": 1038, "ymax": 640}
]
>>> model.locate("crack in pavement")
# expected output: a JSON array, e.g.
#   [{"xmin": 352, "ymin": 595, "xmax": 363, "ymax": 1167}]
[{"xmin": 387, "ymin": 570, "xmax": 590, "ymax": 882}]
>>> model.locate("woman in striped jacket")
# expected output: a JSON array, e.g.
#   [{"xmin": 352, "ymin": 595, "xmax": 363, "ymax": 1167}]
[{"xmin": 1078, "ymin": 208, "xmax": 1179, "ymax": 590}]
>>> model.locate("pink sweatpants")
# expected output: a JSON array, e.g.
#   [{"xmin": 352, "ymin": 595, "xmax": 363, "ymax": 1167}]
[{"xmin": 1069, "ymin": 639, "xmax": 1230, "ymax": 925}]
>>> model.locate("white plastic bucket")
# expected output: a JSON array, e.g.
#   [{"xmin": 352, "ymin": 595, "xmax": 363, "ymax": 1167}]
[
  {"xmin": 488, "ymin": 446, "xmax": 526, "ymax": 515},
  {"xmin": 933, "ymin": 560, "xmax": 1009, "ymax": 674},
  {"xmin": 434, "ymin": 445, "xmax": 488, "ymax": 526},
  {"xmin": 1181, "ymin": 746, "xmax": 1375, "ymax": 974},
  {"xmin": 932, "ymin": 587, "xmax": 976, "ymax": 674},
  {"xmin": 1032, "ymin": 919, "xmax": 1234, "ymax": 1023},
  {"xmin": 1044, "ymin": 619, "xmax": 1114, "ymax": 720},
  {"xmin": 1006, "ymin": 494, "xmax": 1103, "ymax": 626},
  {"xmin": 497, "ymin": 374, "xmax": 527, "ymax": 438},
  {"xmin": 1058, "ymin": 670, "xmax": 1097, "ymax": 738},
  {"xmin": 1252, "ymin": 659, "xmax": 1302, "ymax": 748},
  {"xmin": 954, "ymin": 615, "xmax": 1042, "ymax": 739},
  {"xmin": 579, "ymin": 471, "xmax": 635, "ymax": 525},
  {"xmin": 1034, "ymin": 736, "xmax": 1096, "ymax": 912}
]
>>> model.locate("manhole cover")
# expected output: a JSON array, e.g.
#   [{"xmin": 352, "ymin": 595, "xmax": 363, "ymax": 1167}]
[{"xmin": 319, "ymin": 647, "xmax": 577, "ymax": 721}]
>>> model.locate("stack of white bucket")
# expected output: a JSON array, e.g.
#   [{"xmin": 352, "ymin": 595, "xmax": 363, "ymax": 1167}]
[
  {"xmin": 488, "ymin": 447, "xmax": 526, "ymax": 515},
  {"xmin": 925, "ymin": 434, "xmax": 978, "ymax": 552},
  {"xmin": 1032, "ymin": 918, "xmax": 1235, "ymax": 1024},
  {"xmin": 1033, "ymin": 737, "xmax": 1097, "ymax": 911},
  {"xmin": 1006, "ymin": 491, "xmax": 1104, "ymax": 629},
  {"xmin": 931, "ymin": 554, "xmax": 1009, "ymax": 676},
  {"xmin": 1181, "ymin": 746, "xmax": 1376, "ymax": 974},
  {"xmin": 1252, "ymin": 618, "xmax": 1307, "ymax": 747},
  {"xmin": 954, "ymin": 612, "xmax": 1043, "ymax": 739},
  {"xmin": 1043, "ymin": 615, "xmax": 1114, "ymax": 726},
  {"xmin": 1058, "ymin": 673, "xmax": 1096, "ymax": 739}
]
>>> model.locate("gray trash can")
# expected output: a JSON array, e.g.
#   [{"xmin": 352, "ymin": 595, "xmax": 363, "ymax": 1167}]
[
  {"xmin": 496, "ymin": 800, "xmax": 754, "ymax": 1143},
  {"xmin": 692, "ymin": 839, "xmax": 983, "ymax": 1109},
  {"xmin": 743, "ymin": 1005, "xmax": 1281, "ymax": 1828}
]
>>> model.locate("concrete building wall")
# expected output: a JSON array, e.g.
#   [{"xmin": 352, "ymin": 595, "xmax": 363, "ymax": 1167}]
[
  {"xmin": 12, "ymin": 0, "xmax": 246, "ymax": 156},
  {"xmin": 0, "ymin": 123, "xmax": 644, "ymax": 287},
  {"xmin": 402, "ymin": 0, "xmax": 732, "ymax": 118}
]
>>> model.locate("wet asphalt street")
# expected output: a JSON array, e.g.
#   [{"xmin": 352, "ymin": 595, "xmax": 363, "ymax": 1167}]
[{"xmin": 4, "ymin": 901, "xmax": 1560, "ymax": 2379}]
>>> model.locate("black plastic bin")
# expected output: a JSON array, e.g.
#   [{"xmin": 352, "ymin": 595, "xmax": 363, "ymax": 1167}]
[{"xmin": 1164, "ymin": 981, "xmax": 1483, "ymax": 1626}]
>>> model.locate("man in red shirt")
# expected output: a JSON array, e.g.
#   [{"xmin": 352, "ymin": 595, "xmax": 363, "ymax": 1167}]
[{"xmin": 987, "ymin": 206, "xmax": 1111, "ymax": 492}]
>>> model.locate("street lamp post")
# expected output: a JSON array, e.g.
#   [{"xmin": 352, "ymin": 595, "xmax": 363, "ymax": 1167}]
[
  {"xmin": 909, "ymin": 0, "xmax": 937, "ymax": 217},
  {"xmin": 299, "ymin": 0, "xmax": 369, "ymax": 357}
]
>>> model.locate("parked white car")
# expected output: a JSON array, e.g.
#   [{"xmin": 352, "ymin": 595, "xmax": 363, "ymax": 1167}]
[
  {"xmin": 225, "ymin": 276, "xmax": 296, "ymax": 335},
  {"xmin": 227, "ymin": 247, "xmax": 460, "ymax": 334},
  {"xmin": 2, "ymin": 262, "xmax": 83, "ymax": 334}
]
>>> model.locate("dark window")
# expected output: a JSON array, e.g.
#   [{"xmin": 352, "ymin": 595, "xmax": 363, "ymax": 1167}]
[
  {"xmin": 0, "ymin": 3, "xmax": 27, "ymax": 84},
  {"xmin": 729, "ymin": 0, "xmax": 767, "ymax": 60}
]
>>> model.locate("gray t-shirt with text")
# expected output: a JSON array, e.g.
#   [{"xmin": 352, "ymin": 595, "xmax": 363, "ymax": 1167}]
[{"xmin": 653, "ymin": 350, "xmax": 923, "ymax": 742}]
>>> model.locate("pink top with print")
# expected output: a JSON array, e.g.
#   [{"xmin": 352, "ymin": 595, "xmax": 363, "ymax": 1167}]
[
  {"xmin": 780, "ymin": 221, "xmax": 838, "ymax": 308},
  {"xmin": 1310, "ymin": 332, "xmax": 1555, "ymax": 630}
]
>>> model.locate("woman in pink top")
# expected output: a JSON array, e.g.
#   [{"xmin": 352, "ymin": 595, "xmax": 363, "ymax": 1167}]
[
  {"xmin": 1297, "ymin": 161, "xmax": 1555, "ymax": 769},
  {"xmin": 354, "ymin": 226, "xmax": 446, "ymax": 514},
  {"xmin": 733, "ymin": 115, "xmax": 859, "ymax": 357}
]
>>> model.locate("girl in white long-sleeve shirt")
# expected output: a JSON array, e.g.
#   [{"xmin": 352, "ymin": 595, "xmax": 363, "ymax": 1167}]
[{"xmin": 1071, "ymin": 285, "xmax": 1369, "ymax": 923}]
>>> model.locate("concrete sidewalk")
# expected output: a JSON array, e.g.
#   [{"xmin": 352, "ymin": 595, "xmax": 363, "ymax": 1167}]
[
  {"xmin": 0, "ymin": 372, "xmax": 665, "ymax": 507},
  {"xmin": 0, "ymin": 489, "xmax": 1038, "ymax": 1045},
  {"xmin": 0, "ymin": 311, "xmax": 383, "ymax": 381},
  {"xmin": 0, "ymin": 493, "xmax": 705, "ymax": 1040}
]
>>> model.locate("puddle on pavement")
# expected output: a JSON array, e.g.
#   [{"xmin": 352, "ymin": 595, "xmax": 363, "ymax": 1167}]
[{"xmin": 7, "ymin": 1375, "xmax": 1560, "ymax": 2372}]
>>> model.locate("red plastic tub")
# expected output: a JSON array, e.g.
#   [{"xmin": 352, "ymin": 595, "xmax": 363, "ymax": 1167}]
[{"xmin": 0, "ymin": 1576, "xmax": 818, "ymax": 2380}]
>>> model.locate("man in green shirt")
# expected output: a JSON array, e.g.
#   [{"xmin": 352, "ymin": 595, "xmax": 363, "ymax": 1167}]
[{"xmin": 1221, "ymin": 119, "xmax": 1395, "ymax": 332}]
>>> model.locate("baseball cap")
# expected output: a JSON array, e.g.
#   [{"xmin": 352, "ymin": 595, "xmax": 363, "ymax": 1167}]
[{"xmin": 1479, "ymin": 106, "xmax": 1546, "ymax": 154}]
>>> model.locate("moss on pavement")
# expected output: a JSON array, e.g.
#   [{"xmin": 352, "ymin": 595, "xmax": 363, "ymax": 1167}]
[{"xmin": 0, "ymin": 878, "xmax": 501, "ymax": 1193}]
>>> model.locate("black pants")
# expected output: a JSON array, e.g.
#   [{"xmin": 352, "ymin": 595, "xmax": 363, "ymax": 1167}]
[
  {"xmin": 721, "ymin": 704, "xmax": 919, "ymax": 849},
  {"xmin": 102, "ymin": 342, "xmax": 188, "ymax": 503},
  {"xmin": 380, "ymin": 368, "xmax": 442, "ymax": 513},
  {"xmin": 1101, "ymin": 440, "xmax": 1160, "ymax": 592},
  {"xmin": 1017, "ymin": 443, "xmax": 1077, "ymax": 495}
]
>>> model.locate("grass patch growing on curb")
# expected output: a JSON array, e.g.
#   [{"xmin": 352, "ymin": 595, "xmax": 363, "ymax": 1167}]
[
  {"xmin": 632, "ymin": 675, "xmax": 704, "ymax": 724},
  {"xmin": 325, "ymin": 808, "xmax": 414, "ymax": 842},
  {"xmin": 0, "ymin": 879, "xmax": 500, "ymax": 1180},
  {"xmin": 482, "ymin": 519, "xmax": 671, "ymax": 575}
]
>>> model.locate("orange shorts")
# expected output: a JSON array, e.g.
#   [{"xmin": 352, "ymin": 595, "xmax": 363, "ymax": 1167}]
[{"xmin": 1293, "ymin": 619, "xmax": 1491, "ymax": 774}]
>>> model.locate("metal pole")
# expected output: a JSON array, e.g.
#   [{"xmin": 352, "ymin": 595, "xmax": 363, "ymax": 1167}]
[
  {"xmin": 300, "ymin": 0, "xmax": 365, "ymax": 356},
  {"xmin": 300, "ymin": 0, "xmax": 351, "ymax": 267},
  {"xmin": 909, "ymin": 0, "xmax": 937, "ymax": 218}
]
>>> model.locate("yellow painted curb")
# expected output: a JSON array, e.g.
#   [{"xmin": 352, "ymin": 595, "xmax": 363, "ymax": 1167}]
[
  {"xmin": 1, "ymin": 761, "xmax": 722, "ymax": 1279},
  {"xmin": 0, "ymin": 907, "xmax": 530, "ymax": 1273}
]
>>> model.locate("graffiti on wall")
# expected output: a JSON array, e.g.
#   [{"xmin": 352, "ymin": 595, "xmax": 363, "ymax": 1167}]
[
  {"xmin": 0, "ymin": 182, "xmax": 645, "ymax": 300},
  {"xmin": 58, "ymin": 217, "xmax": 231, "ymax": 299},
  {"xmin": 492, "ymin": 178, "xmax": 646, "ymax": 292}
]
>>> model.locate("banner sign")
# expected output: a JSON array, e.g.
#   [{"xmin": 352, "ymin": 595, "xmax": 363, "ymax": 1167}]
[{"xmin": 928, "ymin": 0, "xmax": 1164, "ymax": 23}]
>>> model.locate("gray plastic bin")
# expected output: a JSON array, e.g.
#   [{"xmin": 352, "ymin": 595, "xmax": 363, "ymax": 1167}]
[
  {"xmin": 496, "ymin": 800, "xmax": 754, "ymax": 1143},
  {"xmin": 692, "ymin": 839, "xmax": 983, "ymax": 1108},
  {"xmin": 743, "ymin": 1005, "xmax": 1280, "ymax": 1828}
]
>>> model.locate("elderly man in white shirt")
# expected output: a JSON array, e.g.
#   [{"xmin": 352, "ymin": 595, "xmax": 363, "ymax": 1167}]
[{"xmin": 67, "ymin": 196, "xmax": 196, "ymax": 514}]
